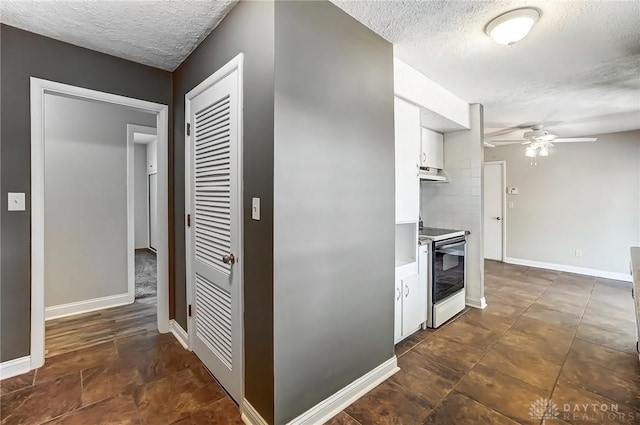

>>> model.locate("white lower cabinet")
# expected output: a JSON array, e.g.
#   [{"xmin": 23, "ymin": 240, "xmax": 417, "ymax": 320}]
[
  {"xmin": 394, "ymin": 271, "xmax": 426, "ymax": 344},
  {"xmin": 394, "ymin": 278, "xmax": 403, "ymax": 343}
]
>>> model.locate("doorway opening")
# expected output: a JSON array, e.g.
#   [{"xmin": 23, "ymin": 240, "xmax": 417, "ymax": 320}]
[
  {"xmin": 30, "ymin": 78, "xmax": 169, "ymax": 368},
  {"xmin": 130, "ymin": 125, "xmax": 159, "ymax": 307}
]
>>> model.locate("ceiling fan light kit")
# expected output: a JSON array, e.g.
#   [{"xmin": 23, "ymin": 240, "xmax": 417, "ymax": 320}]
[
  {"xmin": 486, "ymin": 8, "xmax": 540, "ymax": 45},
  {"xmin": 484, "ymin": 124, "xmax": 597, "ymax": 165}
]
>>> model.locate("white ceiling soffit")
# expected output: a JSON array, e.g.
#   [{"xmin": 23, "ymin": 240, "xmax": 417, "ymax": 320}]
[
  {"xmin": 0, "ymin": 0, "xmax": 239, "ymax": 71},
  {"xmin": 331, "ymin": 0, "xmax": 640, "ymax": 137}
]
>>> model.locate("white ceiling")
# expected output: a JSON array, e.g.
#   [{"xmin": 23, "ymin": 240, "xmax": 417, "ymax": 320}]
[
  {"xmin": 332, "ymin": 0, "xmax": 640, "ymax": 138},
  {"xmin": 0, "ymin": 0, "xmax": 237, "ymax": 71},
  {"xmin": 2, "ymin": 0, "xmax": 638, "ymax": 138}
]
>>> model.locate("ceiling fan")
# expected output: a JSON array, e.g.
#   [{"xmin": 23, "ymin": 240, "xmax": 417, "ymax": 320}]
[
  {"xmin": 484, "ymin": 124, "xmax": 597, "ymax": 164},
  {"xmin": 486, "ymin": 124, "xmax": 598, "ymax": 146}
]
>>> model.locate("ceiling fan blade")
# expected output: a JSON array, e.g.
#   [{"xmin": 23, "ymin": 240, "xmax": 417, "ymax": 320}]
[
  {"xmin": 552, "ymin": 137, "xmax": 597, "ymax": 143},
  {"xmin": 521, "ymin": 141, "xmax": 531, "ymax": 145},
  {"xmin": 488, "ymin": 139, "xmax": 525, "ymax": 146},
  {"xmin": 485, "ymin": 128, "xmax": 522, "ymax": 138},
  {"xmin": 483, "ymin": 142, "xmax": 495, "ymax": 148}
]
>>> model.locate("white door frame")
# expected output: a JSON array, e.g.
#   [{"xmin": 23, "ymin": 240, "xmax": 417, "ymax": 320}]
[
  {"xmin": 129, "ymin": 124, "xmax": 157, "ymax": 251},
  {"xmin": 483, "ymin": 160, "xmax": 507, "ymax": 261},
  {"xmin": 30, "ymin": 77, "xmax": 170, "ymax": 370},
  {"xmin": 184, "ymin": 54, "xmax": 244, "ymax": 397}
]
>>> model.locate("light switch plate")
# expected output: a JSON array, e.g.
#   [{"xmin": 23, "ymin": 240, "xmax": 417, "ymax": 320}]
[
  {"xmin": 8, "ymin": 192, "xmax": 26, "ymax": 211},
  {"xmin": 251, "ymin": 197, "xmax": 260, "ymax": 220},
  {"xmin": 507, "ymin": 187, "xmax": 519, "ymax": 195}
]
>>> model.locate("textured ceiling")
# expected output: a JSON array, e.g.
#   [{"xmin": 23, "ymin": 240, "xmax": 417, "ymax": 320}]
[
  {"xmin": 332, "ymin": 0, "xmax": 640, "ymax": 138},
  {"xmin": 2, "ymin": 0, "xmax": 638, "ymax": 137},
  {"xmin": 0, "ymin": 0, "xmax": 238, "ymax": 71}
]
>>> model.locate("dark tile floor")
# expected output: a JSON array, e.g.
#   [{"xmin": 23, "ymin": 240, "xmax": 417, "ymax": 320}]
[
  {"xmin": 334, "ymin": 261, "xmax": 640, "ymax": 425},
  {"xmin": 2, "ymin": 261, "xmax": 638, "ymax": 424},
  {"xmin": 0, "ymin": 333, "xmax": 242, "ymax": 425}
]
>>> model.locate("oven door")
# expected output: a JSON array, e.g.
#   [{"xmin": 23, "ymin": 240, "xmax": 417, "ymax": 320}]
[{"xmin": 433, "ymin": 236, "xmax": 466, "ymax": 303}]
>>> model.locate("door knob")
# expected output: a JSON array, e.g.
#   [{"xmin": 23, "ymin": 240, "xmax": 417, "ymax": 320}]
[
  {"xmin": 222, "ymin": 253, "xmax": 235, "ymax": 265},
  {"xmin": 495, "ymin": 217, "xmax": 501, "ymax": 221}
]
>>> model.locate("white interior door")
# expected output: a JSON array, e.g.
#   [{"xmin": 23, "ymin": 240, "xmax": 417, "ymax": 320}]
[
  {"xmin": 187, "ymin": 65, "xmax": 242, "ymax": 403},
  {"xmin": 484, "ymin": 162, "xmax": 505, "ymax": 261},
  {"xmin": 148, "ymin": 173, "xmax": 158, "ymax": 250}
]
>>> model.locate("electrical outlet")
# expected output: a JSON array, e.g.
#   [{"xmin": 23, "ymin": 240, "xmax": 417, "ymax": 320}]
[
  {"xmin": 575, "ymin": 249, "xmax": 583, "ymax": 258},
  {"xmin": 508, "ymin": 201, "xmax": 514, "ymax": 209}
]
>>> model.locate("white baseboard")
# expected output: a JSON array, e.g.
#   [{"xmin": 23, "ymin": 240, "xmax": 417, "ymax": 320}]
[
  {"xmin": 169, "ymin": 319, "xmax": 189, "ymax": 350},
  {"xmin": 504, "ymin": 257, "xmax": 632, "ymax": 283},
  {"xmin": 0, "ymin": 356, "xmax": 31, "ymax": 380},
  {"xmin": 465, "ymin": 296, "xmax": 487, "ymax": 309},
  {"xmin": 45, "ymin": 293, "xmax": 132, "ymax": 321},
  {"xmin": 241, "ymin": 400, "xmax": 270, "ymax": 425},
  {"xmin": 286, "ymin": 357, "xmax": 399, "ymax": 425}
]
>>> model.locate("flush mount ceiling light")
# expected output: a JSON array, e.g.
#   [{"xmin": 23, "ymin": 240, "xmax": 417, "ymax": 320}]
[{"xmin": 486, "ymin": 8, "xmax": 540, "ymax": 45}]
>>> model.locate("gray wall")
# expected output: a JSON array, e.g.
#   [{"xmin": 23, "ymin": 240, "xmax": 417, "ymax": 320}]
[
  {"xmin": 171, "ymin": 1, "xmax": 275, "ymax": 422},
  {"xmin": 134, "ymin": 143, "xmax": 149, "ymax": 249},
  {"xmin": 273, "ymin": 2, "xmax": 395, "ymax": 423},
  {"xmin": 421, "ymin": 105, "xmax": 485, "ymax": 305},
  {"xmin": 0, "ymin": 24, "xmax": 172, "ymax": 362},
  {"xmin": 44, "ymin": 95, "xmax": 155, "ymax": 307},
  {"xmin": 485, "ymin": 130, "xmax": 640, "ymax": 274}
]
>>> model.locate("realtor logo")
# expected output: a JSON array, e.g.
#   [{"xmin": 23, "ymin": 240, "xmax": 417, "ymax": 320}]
[{"xmin": 529, "ymin": 398, "xmax": 559, "ymax": 422}]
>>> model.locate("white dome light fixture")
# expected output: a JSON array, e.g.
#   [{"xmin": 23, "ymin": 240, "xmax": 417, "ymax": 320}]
[{"xmin": 486, "ymin": 8, "xmax": 540, "ymax": 46}]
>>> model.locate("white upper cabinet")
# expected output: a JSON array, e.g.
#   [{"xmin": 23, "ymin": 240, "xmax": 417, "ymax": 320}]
[
  {"xmin": 395, "ymin": 97, "xmax": 420, "ymax": 223},
  {"xmin": 420, "ymin": 128, "xmax": 444, "ymax": 170}
]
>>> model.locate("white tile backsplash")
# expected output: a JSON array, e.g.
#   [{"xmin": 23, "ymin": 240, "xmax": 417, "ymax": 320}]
[{"xmin": 421, "ymin": 104, "xmax": 485, "ymax": 305}]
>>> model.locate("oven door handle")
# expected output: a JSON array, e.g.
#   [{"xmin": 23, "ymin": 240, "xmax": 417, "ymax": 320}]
[
  {"xmin": 438, "ymin": 242, "xmax": 466, "ymax": 250},
  {"xmin": 435, "ymin": 236, "xmax": 466, "ymax": 248}
]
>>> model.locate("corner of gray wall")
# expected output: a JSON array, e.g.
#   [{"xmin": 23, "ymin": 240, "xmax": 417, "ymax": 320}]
[{"xmin": 273, "ymin": 1, "xmax": 395, "ymax": 423}]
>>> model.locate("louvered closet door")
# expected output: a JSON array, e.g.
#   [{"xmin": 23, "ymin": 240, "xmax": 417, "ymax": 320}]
[{"xmin": 188, "ymin": 68, "xmax": 241, "ymax": 403}]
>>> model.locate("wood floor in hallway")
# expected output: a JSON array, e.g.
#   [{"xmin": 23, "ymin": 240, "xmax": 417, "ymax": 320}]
[{"xmin": 45, "ymin": 298, "xmax": 157, "ymax": 358}]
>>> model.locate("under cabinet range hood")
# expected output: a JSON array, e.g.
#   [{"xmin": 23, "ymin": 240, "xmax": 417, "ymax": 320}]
[{"xmin": 419, "ymin": 166, "xmax": 449, "ymax": 182}]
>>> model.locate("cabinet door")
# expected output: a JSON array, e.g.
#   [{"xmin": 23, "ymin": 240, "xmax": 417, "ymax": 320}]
[
  {"xmin": 401, "ymin": 274, "xmax": 425, "ymax": 337},
  {"xmin": 395, "ymin": 98, "xmax": 420, "ymax": 223},
  {"xmin": 421, "ymin": 128, "xmax": 444, "ymax": 169},
  {"xmin": 394, "ymin": 278, "xmax": 403, "ymax": 343}
]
